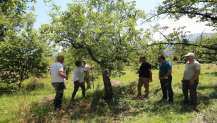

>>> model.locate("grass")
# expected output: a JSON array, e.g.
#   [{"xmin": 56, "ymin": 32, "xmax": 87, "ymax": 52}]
[{"xmin": 0, "ymin": 64, "xmax": 217, "ymax": 123}]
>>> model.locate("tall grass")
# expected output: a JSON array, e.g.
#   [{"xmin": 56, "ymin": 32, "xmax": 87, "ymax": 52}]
[{"xmin": 0, "ymin": 64, "xmax": 217, "ymax": 123}]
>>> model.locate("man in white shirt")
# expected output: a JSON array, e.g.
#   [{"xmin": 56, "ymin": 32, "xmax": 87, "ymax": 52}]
[
  {"xmin": 50, "ymin": 55, "xmax": 66, "ymax": 111},
  {"xmin": 182, "ymin": 52, "xmax": 200, "ymax": 110},
  {"xmin": 70, "ymin": 60, "xmax": 86, "ymax": 101}
]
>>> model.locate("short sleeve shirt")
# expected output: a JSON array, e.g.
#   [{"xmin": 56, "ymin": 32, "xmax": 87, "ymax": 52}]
[
  {"xmin": 183, "ymin": 60, "xmax": 200, "ymax": 80},
  {"xmin": 138, "ymin": 62, "xmax": 152, "ymax": 78},
  {"xmin": 159, "ymin": 61, "xmax": 172, "ymax": 77},
  {"xmin": 50, "ymin": 62, "xmax": 64, "ymax": 83},
  {"xmin": 73, "ymin": 67, "xmax": 85, "ymax": 83}
]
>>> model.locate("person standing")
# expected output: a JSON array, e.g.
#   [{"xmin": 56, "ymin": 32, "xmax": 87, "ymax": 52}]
[
  {"xmin": 70, "ymin": 60, "xmax": 86, "ymax": 101},
  {"xmin": 83, "ymin": 61, "xmax": 91, "ymax": 89},
  {"xmin": 50, "ymin": 55, "xmax": 66, "ymax": 111},
  {"xmin": 158, "ymin": 55, "xmax": 173, "ymax": 103},
  {"xmin": 137, "ymin": 56, "xmax": 152, "ymax": 99},
  {"xmin": 182, "ymin": 52, "xmax": 200, "ymax": 110}
]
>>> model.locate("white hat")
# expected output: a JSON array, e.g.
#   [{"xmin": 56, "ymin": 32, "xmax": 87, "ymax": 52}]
[{"xmin": 184, "ymin": 52, "xmax": 195, "ymax": 57}]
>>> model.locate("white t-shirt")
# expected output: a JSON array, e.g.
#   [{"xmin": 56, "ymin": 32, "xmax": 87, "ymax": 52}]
[
  {"xmin": 73, "ymin": 66, "xmax": 85, "ymax": 83},
  {"xmin": 84, "ymin": 64, "xmax": 91, "ymax": 72},
  {"xmin": 50, "ymin": 62, "xmax": 64, "ymax": 83},
  {"xmin": 183, "ymin": 60, "xmax": 200, "ymax": 80}
]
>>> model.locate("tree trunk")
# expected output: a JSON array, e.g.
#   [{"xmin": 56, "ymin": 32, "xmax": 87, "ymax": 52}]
[{"xmin": 102, "ymin": 69, "xmax": 113, "ymax": 100}]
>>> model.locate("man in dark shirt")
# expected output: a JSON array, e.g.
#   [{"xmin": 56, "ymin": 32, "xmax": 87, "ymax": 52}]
[
  {"xmin": 137, "ymin": 56, "xmax": 152, "ymax": 99},
  {"xmin": 158, "ymin": 55, "xmax": 173, "ymax": 103}
]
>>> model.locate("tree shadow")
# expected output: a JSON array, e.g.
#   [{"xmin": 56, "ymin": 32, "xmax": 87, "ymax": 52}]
[
  {"xmin": 198, "ymin": 84, "xmax": 217, "ymax": 105},
  {"xmin": 202, "ymin": 72, "xmax": 217, "ymax": 76},
  {"xmin": 24, "ymin": 81, "xmax": 217, "ymax": 122}
]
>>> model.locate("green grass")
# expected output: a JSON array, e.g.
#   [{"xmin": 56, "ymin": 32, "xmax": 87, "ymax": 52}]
[{"xmin": 0, "ymin": 64, "xmax": 217, "ymax": 123}]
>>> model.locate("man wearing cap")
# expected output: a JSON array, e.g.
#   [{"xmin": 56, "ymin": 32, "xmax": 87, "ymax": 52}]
[{"xmin": 182, "ymin": 52, "xmax": 200, "ymax": 109}]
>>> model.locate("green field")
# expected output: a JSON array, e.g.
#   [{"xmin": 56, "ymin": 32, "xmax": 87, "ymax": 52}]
[{"xmin": 0, "ymin": 64, "xmax": 217, "ymax": 123}]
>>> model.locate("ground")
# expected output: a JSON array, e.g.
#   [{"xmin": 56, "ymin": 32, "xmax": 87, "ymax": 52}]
[{"xmin": 0, "ymin": 64, "xmax": 217, "ymax": 123}]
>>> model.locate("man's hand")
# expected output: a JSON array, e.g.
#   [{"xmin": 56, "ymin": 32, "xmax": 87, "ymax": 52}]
[{"xmin": 59, "ymin": 71, "xmax": 66, "ymax": 79}]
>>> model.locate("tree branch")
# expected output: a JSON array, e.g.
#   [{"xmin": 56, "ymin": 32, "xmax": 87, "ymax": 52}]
[
  {"xmin": 148, "ymin": 42, "xmax": 217, "ymax": 51},
  {"xmin": 85, "ymin": 46, "xmax": 101, "ymax": 64}
]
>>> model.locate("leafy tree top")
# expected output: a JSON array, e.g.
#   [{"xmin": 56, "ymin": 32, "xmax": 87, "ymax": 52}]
[
  {"xmin": 42, "ymin": 0, "xmax": 146, "ymax": 72},
  {"xmin": 157, "ymin": 0, "xmax": 217, "ymax": 28}
]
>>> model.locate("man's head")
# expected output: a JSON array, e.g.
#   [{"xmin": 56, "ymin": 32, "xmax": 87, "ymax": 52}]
[
  {"xmin": 56, "ymin": 55, "xmax": 64, "ymax": 63},
  {"xmin": 184, "ymin": 52, "xmax": 195, "ymax": 63},
  {"xmin": 139, "ymin": 56, "xmax": 146, "ymax": 63},
  {"xmin": 82, "ymin": 60, "xmax": 86, "ymax": 66},
  {"xmin": 75, "ymin": 60, "xmax": 82, "ymax": 67},
  {"xmin": 158, "ymin": 55, "xmax": 165, "ymax": 63}
]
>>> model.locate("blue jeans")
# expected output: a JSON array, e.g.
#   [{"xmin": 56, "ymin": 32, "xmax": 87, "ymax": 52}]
[{"xmin": 160, "ymin": 76, "xmax": 173, "ymax": 102}]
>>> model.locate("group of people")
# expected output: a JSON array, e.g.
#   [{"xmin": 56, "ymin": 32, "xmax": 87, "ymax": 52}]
[
  {"xmin": 50, "ymin": 56, "xmax": 91, "ymax": 111},
  {"xmin": 50, "ymin": 52, "xmax": 200, "ymax": 112},
  {"xmin": 137, "ymin": 52, "xmax": 200, "ymax": 110}
]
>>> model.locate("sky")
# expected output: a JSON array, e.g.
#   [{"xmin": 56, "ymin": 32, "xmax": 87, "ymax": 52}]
[{"xmin": 34, "ymin": 0, "xmax": 215, "ymax": 34}]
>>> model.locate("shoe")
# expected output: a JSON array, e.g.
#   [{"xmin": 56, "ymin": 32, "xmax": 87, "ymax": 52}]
[
  {"xmin": 55, "ymin": 108, "xmax": 64, "ymax": 113},
  {"xmin": 136, "ymin": 95, "xmax": 143, "ymax": 100}
]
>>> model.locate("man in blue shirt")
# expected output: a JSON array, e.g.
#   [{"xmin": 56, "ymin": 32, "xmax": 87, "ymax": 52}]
[{"xmin": 158, "ymin": 55, "xmax": 174, "ymax": 103}]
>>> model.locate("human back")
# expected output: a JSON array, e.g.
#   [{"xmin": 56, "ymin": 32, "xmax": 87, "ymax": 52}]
[{"xmin": 50, "ymin": 62, "xmax": 64, "ymax": 83}]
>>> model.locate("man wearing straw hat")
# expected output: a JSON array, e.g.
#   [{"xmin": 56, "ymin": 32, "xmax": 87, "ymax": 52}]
[{"xmin": 182, "ymin": 52, "xmax": 200, "ymax": 110}]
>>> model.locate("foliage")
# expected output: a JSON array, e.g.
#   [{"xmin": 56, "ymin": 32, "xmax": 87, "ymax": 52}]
[
  {"xmin": 157, "ymin": 0, "xmax": 217, "ymax": 28},
  {"xmin": 43, "ymin": 0, "xmax": 146, "ymax": 72},
  {"xmin": 195, "ymin": 34, "xmax": 217, "ymax": 63},
  {"xmin": 147, "ymin": 26, "xmax": 217, "ymax": 63},
  {"xmin": 157, "ymin": 0, "xmax": 217, "ymax": 63},
  {"xmin": 41, "ymin": 0, "xmax": 147, "ymax": 99},
  {"xmin": 0, "ymin": 30, "xmax": 49, "ymax": 86},
  {"xmin": 0, "ymin": 0, "xmax": 35, "ymax": 41},
  {"xmin": 0, "ymin": 0, "xmax": 49, "ymax": 87}
]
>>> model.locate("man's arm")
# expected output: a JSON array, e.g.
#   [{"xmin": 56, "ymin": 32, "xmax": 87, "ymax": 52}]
[
  {"xmin": 190, "ymin": 69, "xmax": 200, "ymax": 84},
  {"xmin": 163, "ymin": 63, "xmax": 172, "ymax": 79},
  {"xmin": 192, "ymin": 70, "xmax": 200, "ymax": 80},
  {"xmin": 165, "ymin": 69, "xmax": 172, "ymax": 77},
  {"xmin": 58, "ymin": 67, "xmax": 66, "ymax": 79},
  {"xmin": 190, "ymin": 63, "xmax": 200, "ymax": 84}
]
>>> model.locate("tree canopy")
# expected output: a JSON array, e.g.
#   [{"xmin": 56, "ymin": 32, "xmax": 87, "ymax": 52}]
[
  {"xmin": 0, "ymin": 0, "xmax": 49, "ymax": 88},
  {"xmin": 42, "ymin": 0, "xmax": 146, "ymax": 99},
  {"xmin": 157, "ymin": 0, "xmax": 217, "ymax": 28}
]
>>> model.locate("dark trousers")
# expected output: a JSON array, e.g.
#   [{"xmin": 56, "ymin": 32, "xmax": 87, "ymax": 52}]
[
  {"xmin": 182, "ymin": 80, "xmax": 198, "ymax": 106},
  {"xmin": 71, "ymin": 81, "xmax": 86, "ymax": 100},
  {"xmin": 52, "ymin": 83, "xmax": 65, "ymax": 110},
  {"xmin": 160, "ymin": 76, "xmax": 173, "ymax": 102}
]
